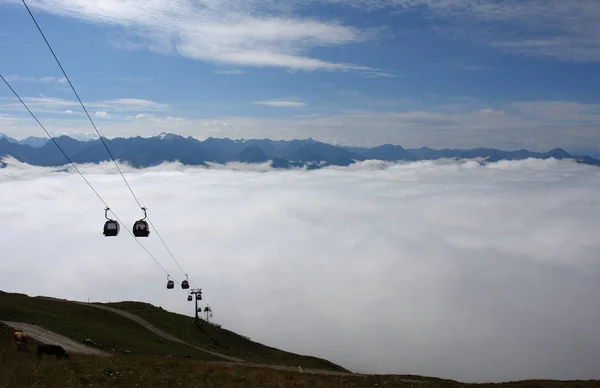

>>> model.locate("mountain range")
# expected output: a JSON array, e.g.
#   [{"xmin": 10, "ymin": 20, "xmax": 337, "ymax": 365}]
[{"xmin": 1, "ymin": 132, "xmax": 600, "ymax": 169}]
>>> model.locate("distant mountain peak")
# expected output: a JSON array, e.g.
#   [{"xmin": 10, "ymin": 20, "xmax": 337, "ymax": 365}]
[
  {"xmin": 0, "ymin": 133, "xmax": 17, "ymax": 143},
  {"xmin": 156, "ymin": 132, "xmax": 184, "ymax": 141},
  {"xmin": 546, "ymin": 148, "xmax": 571, "ymax": 159},
  {"xmin": 0, "ymin": 133, "xmax": 48, "ymax": 148}
]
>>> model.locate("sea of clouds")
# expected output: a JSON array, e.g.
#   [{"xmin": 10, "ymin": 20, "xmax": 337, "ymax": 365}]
[{"xmin": 1, "ymin": 156, "xmax": 599, "ymax": 382}]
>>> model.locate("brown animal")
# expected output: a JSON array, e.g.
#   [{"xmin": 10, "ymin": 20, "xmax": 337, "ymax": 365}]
[{"xmin": 13, "ymin": 331, "xmax": 27, "ymax": 349}]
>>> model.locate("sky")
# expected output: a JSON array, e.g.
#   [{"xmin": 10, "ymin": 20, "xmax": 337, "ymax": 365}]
[
  {"xmin": 1, "ymin": 157, "xmax": 600, "ymax": 382},
  {"xmin": 0, "ymin": 0, "xmax": 599, "ymax": 153}
]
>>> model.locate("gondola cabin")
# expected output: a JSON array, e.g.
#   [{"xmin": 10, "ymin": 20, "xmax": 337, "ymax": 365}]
[
  {"xmin": 133, "ymin": 220, "xmax": 150, "ymax": 237},
  {"xmin": 166, "ymin": 279, "xmax": 174, "ymax": 289},
  {"xmin": 103, "ymin": 220, "xmax": 120, "ymax": 237},
  {"xmin": 181, "ymin": 280, "xmax": 189, "ymax": 289},
  {"xmin": 187, "ymin": 295, "xmax": 193, "ymax": 301}
]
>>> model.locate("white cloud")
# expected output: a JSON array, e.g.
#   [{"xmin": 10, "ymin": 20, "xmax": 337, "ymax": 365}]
[
  {"xmin": 2, "ymin": 97, "xmax": 600, "ymax": 151},
  {"xmin": 3, "ymin": 75, "xmax": 67, "ymax": 83},
  {"xmin": 135, "ymin": 113, "xmax": 154, "ymax": 119},
  {"xmin": 107, "ymin": 98, "xmax": 169, "ymax": 111},
  {"xmin": 95, "ymin": 111, "xmax": 108, "ymax": 117},
  {"xmin": 75, "ymin": 100, "xmax": 600, "ymax": 150},
  {"xmin": 254, "ymin": 100, "xmax": 307, "ymax": 107},
  {"xmin": 1, "ymin": 0, "xmax": 378, "ymax": 72},
  {"xmin": 0, "ymin": 158, "xmax": 599, "ymax": 383},
  {"xmin": 423, "ymin": 0, "xmax": 600, "ymax": 62},
  {"xmin": 214, "ymin": 70, "xmax": 246, "ymax": 75},
  {"xmin": 323, "ymin": 0, "xmax": 600, "ymax": 62},
  {"xmin": 0, "ymin": 96, "xmax": 169, "ymax": 114}
]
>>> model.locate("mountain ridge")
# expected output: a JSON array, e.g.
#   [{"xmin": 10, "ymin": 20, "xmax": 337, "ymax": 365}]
[{"xmin": 1, "ymin": 132, "xmax": 599, "ymax": 168}]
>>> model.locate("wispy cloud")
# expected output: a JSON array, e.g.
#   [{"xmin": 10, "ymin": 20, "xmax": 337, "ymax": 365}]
[
  {"xmin": 214, "ymin": 70, "xmax": 246, "ymax": 75},
  {"xmin": 1, "ymin": 0, "xmax": 379, "ymax": 72},
  {"xmin": 254, "ymin": 100, "xmax": 307, "ymax": 107},
  {"xmin": 3, "ymin": 93, "xmax": 600, "ymax": 151},
  {"xmin": 508, "ymin": 101, "xmax": 600, "ymax": 123},
  {"xmin": 445, "ymin": 60, "xmax": 488, "ymax": 71},
  {"xmin": 333, "ymin": 0, "xmax": 600, "ymax": 63},
  {"xmin": 134, "ymin": 113, "xmax": 154, "ymax": 119},
  {"xmin": 117, "ymin": 76, "xmax": 155, "ymax": 82},
  {"xmin": 360, "ymin": 71, "xmax": 397, "ymax": 78},
  {"xmin": 0, "ymin": 96, "xmax": 169, "ymax": 114},
  {"xmin": 3, "ymin": 75, "xmax": 67, "ymax": 83},
  {"xmin": 95, "ymin": 111, "xmax": 108, "ymax": 117}
]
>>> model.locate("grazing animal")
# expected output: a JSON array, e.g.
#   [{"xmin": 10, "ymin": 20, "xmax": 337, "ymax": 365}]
[
  {"xmin": 36, "ymin": 344, "xmax": 69, "ymax": 360},
  {"xmin": 13, "ymin": 331, "xmax": 27, "ymax": 349},
  {"xmin": 83, "ymin": 338, "xmax": 103, "ymax": 349}
]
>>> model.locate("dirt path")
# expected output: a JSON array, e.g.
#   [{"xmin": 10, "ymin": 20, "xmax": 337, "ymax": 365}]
[
  {"xmin": 34, "ymin": 297, "xmax": 359, "ymax": 376},
  {"xmin": 77, "ymin": 303, "xmax": 361, "ymax": 375},
  {"xmin": 37, "ymin": 297, "xmax": 242, "ymax": 362},
  {"xmin": 1, "ymin": 320, "xmax": 109, "ymax": 356},
  {"xmin": 75, "ymin": 302, "xmax": 244, "ymax": 362}
]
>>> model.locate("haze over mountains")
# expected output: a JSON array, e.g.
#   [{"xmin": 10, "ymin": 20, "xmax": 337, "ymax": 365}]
[{"xmin": 1, "ymin": 132, "xmax": 599, "ymax": 169}]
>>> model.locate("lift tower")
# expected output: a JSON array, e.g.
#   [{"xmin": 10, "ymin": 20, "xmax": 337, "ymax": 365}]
[{"xmin": 190, "ymin": 288, "xmax": 203, "ymax": 324}]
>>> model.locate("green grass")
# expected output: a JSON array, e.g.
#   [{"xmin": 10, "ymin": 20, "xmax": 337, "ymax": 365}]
[
  {"xmin": 2, "ymin": 322, "xmax": 598, "ymax": 388},
  {"xmin": 0, "ymin": 291, "xmax": 219, "ymax": 361},
  {"xmin": 2, "ymin": 291, "xmax": 599, "ymax": 388},
  {"xmin": 105, "ymin": 301, "xmax": 349, "ymax": 372}
]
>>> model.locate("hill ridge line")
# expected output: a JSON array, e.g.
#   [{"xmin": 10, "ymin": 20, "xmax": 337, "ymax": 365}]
[
  {"xmin": 35, "ymin": 297, "xmax": 354, "ymax": 376},
  {"xmin": 29, "ymin": 296, "xmax": 360, "ymax": 376},
  {"xmin": 78, "ymin": 302, "xmax": 244, "ymax": 362},
  {"xmin": 37, "ymin": 297, "xmax": 242, "ymax": 362},
  {"xmin": 2, "ymin": 134, "xmax": 600, "ymax": 168}
]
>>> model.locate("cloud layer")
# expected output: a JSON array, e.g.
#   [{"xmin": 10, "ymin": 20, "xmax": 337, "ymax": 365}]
[
  {"xmin": 2, "ymin": 0, "xmax": 375, "ymax": 71},
  {"xmin": 3, "ymin": 0, "xmax": 599, "ymax": 66},
  {"xmin": 1, "ymin": 157, "xmax": 599, "ymax": 382}
]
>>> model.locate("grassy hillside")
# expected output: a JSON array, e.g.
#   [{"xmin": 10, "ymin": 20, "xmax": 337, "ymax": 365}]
[
  {"xmin": 105, "ymin": 301, "xmax": 348, "ymax": 372},
  {"xmin": 2, "ymin": 291, "xmax": 599, "ymax": 388},
  {"xmin": 0, "ymin": 290, "xmax": 345, "ymax": 371},
  {"xmin": 0, "ymin": 291, "xmax": 218, "ymax": 360},
  {"xmin": 2, "ymin": 322, "xmax": 598, "ymax": 388}
]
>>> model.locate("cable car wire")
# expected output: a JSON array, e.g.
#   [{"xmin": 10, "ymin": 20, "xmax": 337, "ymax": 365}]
[
  {"xmin": 19, "ymin": 0, "xmax": 142, "ymax": 209},
  {"xmin": 0, "ymin": 73, "xmax": 174, "ymax": 280},
  {"xmin": 20, "ymin": 0, "xmax": 196, "ymax": 288}
]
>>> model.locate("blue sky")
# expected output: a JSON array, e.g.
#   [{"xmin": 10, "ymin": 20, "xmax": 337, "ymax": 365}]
[{"xmin": 0, "ymin": 0, "xmax": 599, "ymax": 153}]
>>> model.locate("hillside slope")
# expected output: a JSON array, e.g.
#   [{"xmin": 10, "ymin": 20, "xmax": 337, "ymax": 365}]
[
  {"xmin": 105, "ymin": 301, "xmax": 347, "ymax": 372},
  {"xmin": 0, "ymin": 291, "xmax": 218, "ymax": 361},
  {"xmin": 0, "ymin": 291, "xmax": 346, "ymax": 372}
]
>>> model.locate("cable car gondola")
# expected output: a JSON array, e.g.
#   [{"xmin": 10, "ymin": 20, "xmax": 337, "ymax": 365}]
[
  {"xmin": 166, "ymin": 275, "xmax": 174, "ymax": 289},
  {"xmin": 133, "ymin": 206, "xmax": 150, "ymax": 237},
  {"xmin": 103, "ymin": 207, "xmax": 120, "ymax": 237},
  {"xmin": 187, "ymin": 294, "xmax": 193, "ymax": 302},
  {"xmin": 182, "ymin": 275, "xmax": 189, "ymax": 290}
]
